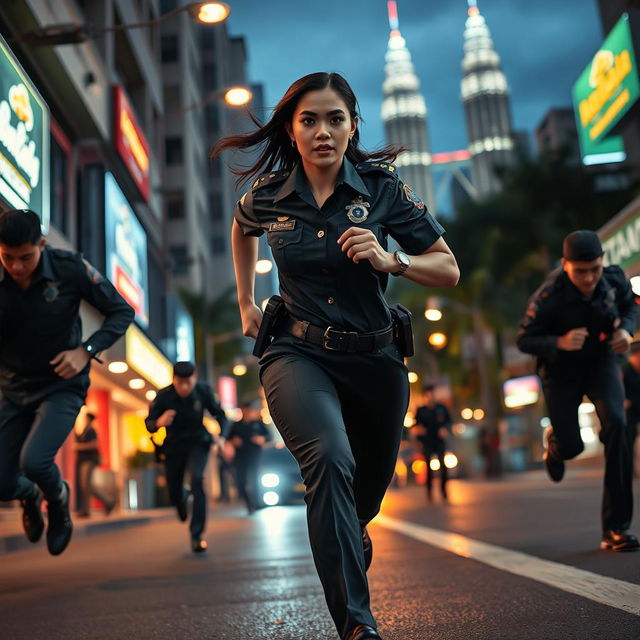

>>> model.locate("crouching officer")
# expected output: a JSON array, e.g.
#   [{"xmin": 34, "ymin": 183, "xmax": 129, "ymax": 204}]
[
  {"xmin": 0, "ymin": 209, "xmax": 134, "ymax": 556},
  {"xmin": 517, "ymin": 230, "xmax": 638, "ymax": 551},
  {"xmin": 145, "ymin": 361, "xmax": 227, "ymax": 553}
]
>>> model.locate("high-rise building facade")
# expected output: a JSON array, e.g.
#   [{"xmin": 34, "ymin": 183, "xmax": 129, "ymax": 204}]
[
  {"xmin": 381, "ymin": 1, "xmax": 435, "ymax": 211},
  {"xmin": 461, "ymin": 0, "xmax": 516, "ymax": 197}
]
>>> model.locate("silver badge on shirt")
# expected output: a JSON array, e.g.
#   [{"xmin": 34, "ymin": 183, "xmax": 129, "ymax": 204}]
[{"xmin": 345, "ymin": 196, "xmax": 370, "ymax": 224}]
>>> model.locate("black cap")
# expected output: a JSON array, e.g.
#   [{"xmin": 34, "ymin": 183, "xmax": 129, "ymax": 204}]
[
  {"xmin": 173, "ymin": 361, "xmax": 195, "ymax": 378},
  {"xmin": 562, "ymin": 230, "xmax": 604, "ymax": 262}
]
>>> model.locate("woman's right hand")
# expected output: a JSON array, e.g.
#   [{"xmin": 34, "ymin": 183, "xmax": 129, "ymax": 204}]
[{"xmin": 240, "ymin": 302, "xmax": 263, "ymax": 339}]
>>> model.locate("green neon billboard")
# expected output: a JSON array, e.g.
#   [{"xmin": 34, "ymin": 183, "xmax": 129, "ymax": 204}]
[{"xmin": 572, "ymin": 14, "xmax": 639, "ymax": 165}]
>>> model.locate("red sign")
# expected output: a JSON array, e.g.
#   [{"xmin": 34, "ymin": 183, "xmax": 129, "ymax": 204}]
[
  {"xmin": 218, "ymin": 376, "xmax": 238, "ymax": 410},
  {"xmin": 114, "ymin": 263, "xmax": 144, "ymax": 319},
  {"xmin": 113, "ymin": 86, "xmax": 150, "ymax": 200}
]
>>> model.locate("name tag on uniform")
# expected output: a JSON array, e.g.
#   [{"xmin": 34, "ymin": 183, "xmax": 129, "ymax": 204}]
[{"xmin": 269, "ymin": 220, "xmax": 296, "ymax": 232}]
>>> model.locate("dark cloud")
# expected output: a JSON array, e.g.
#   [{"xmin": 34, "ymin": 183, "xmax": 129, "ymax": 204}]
[{"xmin": 227, "ymin": 0, "xmax": 603, "ymax": 153}]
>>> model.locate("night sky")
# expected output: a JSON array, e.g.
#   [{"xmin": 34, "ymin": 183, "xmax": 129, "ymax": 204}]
[{"xmin": 226, "ymin": 0, "xmax": 604, "ymax": 155}]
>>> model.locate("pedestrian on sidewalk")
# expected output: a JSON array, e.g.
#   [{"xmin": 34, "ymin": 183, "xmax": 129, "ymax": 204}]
[
  {"xmin": 622, "ymin": 340, "xmax": 640, "ymax": 477},
  {"xmin": 412, "ymin": 384, "xmax": 452, "ymax": 502},
  {"xmin": 145, "ymin": 361, "xmax": 228, "ymax": 554},
  {"xmin": 517, "ymin": 230, "xmax": 638, "ymax": 551},
  {"xmin": 74, "ymin": 411, "xmax": 115, "ymax": 517},
  {"xmin": 0, "ymin": 209, "xmax": 133, "ymax": 556},
  {"xmin": 226, "ymin": 399, "xmax": 271, "ymax": 514},
  {"xmin": 212, "ymin": 71, "xmax": 459, "ymax": 640}
]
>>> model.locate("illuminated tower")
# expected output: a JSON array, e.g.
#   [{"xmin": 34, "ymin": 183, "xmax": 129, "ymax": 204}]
[
  {"xmin": 381, "ymin": 0, "xmax": 435, "ymax": 211},
  {"xmin": 461, "ymin": 0, "xmax": 516, "ymax": 197}
]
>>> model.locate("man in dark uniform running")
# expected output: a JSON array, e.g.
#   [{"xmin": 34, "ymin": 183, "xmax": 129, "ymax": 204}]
[
  {"xmin": 517, "ymin": 230, "xmax": 638, "ymax": 551},
  {"xmin": 146, "ymin": 361, "xmax": 227, "ymax": 553},
  {"xmin": 0, "ymin": 209, "xmax": 133, "ymax": 555},
  {"xmin": 413, "ymin": 384, "xmax": 452, "ymax": 501}
]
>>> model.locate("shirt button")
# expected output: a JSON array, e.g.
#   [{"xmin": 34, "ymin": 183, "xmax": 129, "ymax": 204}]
[
  {"xmin": 327, "ymin": 297, "xmax": 335, "ymax": 305},
  {"xmin": 278, "ymin": 238, "xmax": 284, "ymax": 245},
  {"xmin": 317, "ymin": 230, "xmax": 325, "ymax": 238}
]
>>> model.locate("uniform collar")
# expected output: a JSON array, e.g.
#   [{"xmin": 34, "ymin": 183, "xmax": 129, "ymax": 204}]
[{"xmin": 273, "ymin": 158, "xmax": 371, "ymax": 204}]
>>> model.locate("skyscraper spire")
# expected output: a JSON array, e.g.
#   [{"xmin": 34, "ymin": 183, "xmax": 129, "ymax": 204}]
[
  {"xmin": 461, "ymin": 0, "xmax": 516, "ymax": 197},
  {"xmin": 381, "ymin": 1, "xmax": 435, "ymax": 212}
]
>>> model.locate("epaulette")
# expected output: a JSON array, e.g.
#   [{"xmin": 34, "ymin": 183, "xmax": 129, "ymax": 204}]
[
  {"xmin": 356, "ymin": 161, "xmax": 398, "ymax": 177},
  {"xmin": 251, "ymin": 169, "xmax": 290, "ymax": 192}
]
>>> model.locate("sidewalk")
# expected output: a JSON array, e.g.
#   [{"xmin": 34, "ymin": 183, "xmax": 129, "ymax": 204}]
[{"xmin": 0, "ymin": 506, "xmax": 175, "ymax": 556}]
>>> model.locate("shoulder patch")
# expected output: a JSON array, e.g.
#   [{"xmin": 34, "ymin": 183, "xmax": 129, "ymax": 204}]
[
  {"xmin": 356, "ymin": 161, "xmax": 398, "ymax": 177},
  {"xmin": 251, "ymin": 170, "xmax": 290, "ymax": 192},
  {"xmin": 403, "ymin": 183, "xmax": 425, "ymax": 210},
  {"xmin": 82, "ymin": 258, "xmax": 105, "ymax": 284}
]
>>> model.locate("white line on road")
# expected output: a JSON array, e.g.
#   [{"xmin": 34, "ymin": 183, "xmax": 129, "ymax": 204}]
[{"xmin": 375, "ymin": 515, "xmax": 640, "ymax": 617}]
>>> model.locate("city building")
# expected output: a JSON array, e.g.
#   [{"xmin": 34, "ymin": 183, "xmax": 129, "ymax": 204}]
[
  {"xmin": 535, "ymin": 108, "xmax": 580, "ymax": 161},
  {"xmin": 381, "ymin": 0, "xmax": 435, "ymax": 212},
  {"xmin": 460, "ymin": 0, "xmax": 516, "ymax": 197}
]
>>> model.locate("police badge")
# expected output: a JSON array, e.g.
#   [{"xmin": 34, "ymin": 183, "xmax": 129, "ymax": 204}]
[
  {"xmin": 43, "ymin": 281, "xmax": 60, "ymax": 302},
  {"xmin": 345, "ymin": 196, "xmax": 370, "ymax": 224}
]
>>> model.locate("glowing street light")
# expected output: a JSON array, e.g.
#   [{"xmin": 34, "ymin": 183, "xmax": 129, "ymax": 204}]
[
  {"xmin": 424, "ymin": 308, "xmax": 443, "ymax": 322},
  {"xmin": 255, "ymin": 259, "xmax": 273, "ymax": 274},
  {"xmin": 193, "ymin": 2, "xmax": 230, "ymax": 24},
  {"xmin": 473, "ymin": 408, "xmax": 485, "ymax": 421},
  {"xmin": 428, "ymin": 332, "xmax": 447, "ymax": 349},
  {"xmin": 108, "ymin": 361, "xmax": 128, "ymax": 374},
  {"xmin": 461, "ymin": 407, "xmax": 474, "ymax": 420},
  {"xmin": 232, "ymin": 364, "xmax": 248, "ymax": 376},
  {"xmin": 224, "ymin": 86, "xmax": 253, "ymax": 107},
  {"xmin": 408, "ymin": 371, "xmax": 419, "ymax": 384}
]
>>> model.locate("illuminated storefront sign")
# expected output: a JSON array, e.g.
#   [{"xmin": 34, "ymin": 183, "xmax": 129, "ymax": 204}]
[
  {"xmin": 105, "ymin": 173, "xmax": 149, "ymax": 327},
  {"xmin": 218, "ymin": 376, "xmax": 237, "ymax": 410},
  {"xmin": 503, "ymin": 375, "xmax": 541, "ymax": 409},
  {"xmin": 175, "ymin": 305, "xmax": 195, "ymax": 363},
  {"xmin": 113, "ymin": 86, "xmax": 150, "ymax": 200},
  {"xmin": 0, "ymin": 35, "xmax": 49, "ymax": 229},
  {"xmin": 572, "ymin": 14, "xmax": 639, "ymax": 165},
  {"xmin": 601, "ymin": 205, "xmax": 640, "ymax": 273},
  {"xmin": 125, "ymin": 325, "xmax": 173, "ymax": 389}
]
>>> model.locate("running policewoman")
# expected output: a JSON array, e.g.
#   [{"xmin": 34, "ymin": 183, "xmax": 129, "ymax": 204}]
[{"xmin": 211, "ymin": 72, "xmax": 459, "ymax": 640}]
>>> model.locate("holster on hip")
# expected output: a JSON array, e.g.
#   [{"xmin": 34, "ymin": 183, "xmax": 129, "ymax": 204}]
[{"xmin": 390, "ymin": 303, "xmax": 414, "ymax": 357}]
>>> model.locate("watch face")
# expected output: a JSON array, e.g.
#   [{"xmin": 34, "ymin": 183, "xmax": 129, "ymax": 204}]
[{"xmin": 396, "ymin": 251, "xmax": 410, "ymax": 267}]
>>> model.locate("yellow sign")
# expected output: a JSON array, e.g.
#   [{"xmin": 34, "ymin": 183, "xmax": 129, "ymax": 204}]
[{"xmin": 125, "ymin": 325, "xmax": 172, "ymax": 389}]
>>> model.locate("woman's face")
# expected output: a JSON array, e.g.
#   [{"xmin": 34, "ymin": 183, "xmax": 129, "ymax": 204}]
[{"xmin": 286, "ymin": 87, "xmax": 357, "ymax": 171}]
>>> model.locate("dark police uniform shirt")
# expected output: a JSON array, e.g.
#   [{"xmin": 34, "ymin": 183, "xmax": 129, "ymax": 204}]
[
  {"xmin": 0, "ymin": 247, "xmax": 134, "ymax": 401},
  {"xmin": 225, "ymin": 419, "xmax": 271, "ymax": 459},
  {"xmin": 234, "ymin": 159, "xmax": 445, "ymax": 333},
  {"xmin": 517, "ymin": 266, "xmax": 637, "ymax": 371},
  {"xmin": 414, "ymin": 403, "xmax": 452, "ymax": 449},
  {"xmin": 145, "ymin": 382, "xmax": 227, "ymax": 454},
  {"xmin": 76, "ymin": 425, "xmax": 100, "ymax": 465}
]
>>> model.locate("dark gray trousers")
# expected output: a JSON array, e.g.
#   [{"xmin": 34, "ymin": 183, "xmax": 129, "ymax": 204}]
[
  {"xmin": 260, "ymin": 334, "xmax": 408, "ymax": 639},
  {"xmin": 0, "ymin": 391, "xmax": 84, "ymax": 501},
  {"xmin": 542, "ymin": 356, "xmax": 633, "ymax": 531}
]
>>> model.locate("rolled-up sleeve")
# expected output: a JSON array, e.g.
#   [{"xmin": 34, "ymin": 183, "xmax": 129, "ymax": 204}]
[
  {"xmin": 234, "ymin": 190, "xmax": 264, "ymax": 237},
  {"xmin": 384, "ymin": 179, "xmax": 444, "ymax": 255}
]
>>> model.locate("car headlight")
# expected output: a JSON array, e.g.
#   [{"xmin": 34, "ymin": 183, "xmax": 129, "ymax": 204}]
[{"xmin": 261, "ymin": 473, "xmax": 280, "ymax": 488}]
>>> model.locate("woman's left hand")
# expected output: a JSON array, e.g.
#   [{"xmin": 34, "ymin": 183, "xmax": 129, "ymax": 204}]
[{"xmin": 337, "ymin": 227, "xmax": 397, "ymax": 273}]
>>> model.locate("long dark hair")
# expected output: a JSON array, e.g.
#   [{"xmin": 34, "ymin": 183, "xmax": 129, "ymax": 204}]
[{"xmin": 210, "ymin": 72, "xmax": 403, "ymax": 186}]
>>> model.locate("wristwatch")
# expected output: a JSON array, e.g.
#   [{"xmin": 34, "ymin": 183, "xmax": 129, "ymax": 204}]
[{"xmin": 391, "ymin": 250, "xmax": 411, "ymax": 276}]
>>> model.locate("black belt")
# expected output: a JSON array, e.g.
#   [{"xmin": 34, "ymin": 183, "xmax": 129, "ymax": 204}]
[{"xmin": 282, "ymin": 314, "xmax": 395, "ymax": 353}]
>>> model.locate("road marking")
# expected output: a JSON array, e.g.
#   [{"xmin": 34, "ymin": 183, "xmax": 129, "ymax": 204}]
[{"xmin": 375, "ymin": 515, "xmax": 640, "ymax": 617}]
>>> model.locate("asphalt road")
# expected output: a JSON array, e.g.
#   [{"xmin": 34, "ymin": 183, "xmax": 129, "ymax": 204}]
[{"xmin": 1, "ymin": 463, "xmax": 639, "ymax": 639}]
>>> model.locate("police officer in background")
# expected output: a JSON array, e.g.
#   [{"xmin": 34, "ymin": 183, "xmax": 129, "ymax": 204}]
[
  {"xmin": 413, "ymin": 384, "xmax": 452, "ymax": 502},
  {"xmin": 145, "ymin": 361, "xmax": 227, "ymax": 553},
  {"xmin": 0, "ymin": 209, "xmax": 133, "ymax": 556},
  {"xmin": 517, "ymin": 230, "xmax": 638, "ymax": 551},
  {"xmin": 226, "ymin": 399, "xmax": 271, "ymax": 514},
  {"xmin": 212, "ymin": 72, "xmax": 459, "ymax": 640}
]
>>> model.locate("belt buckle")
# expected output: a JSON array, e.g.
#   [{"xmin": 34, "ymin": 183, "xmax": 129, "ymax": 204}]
[{"xmin": 323, "ymin": 326, "xmax": 342, "ymax": 351}]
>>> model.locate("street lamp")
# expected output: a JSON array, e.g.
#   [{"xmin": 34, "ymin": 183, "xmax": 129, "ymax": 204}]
[
  {"xmin": 428, "ymin": 331, "xmax": 448, "ymax": 349},
  {"xmin": 17, "ymin": 2, "xmax": 231, "ymax": 46}
]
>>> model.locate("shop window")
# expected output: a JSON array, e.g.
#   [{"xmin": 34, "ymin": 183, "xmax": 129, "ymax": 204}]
[
  {"xmin": 161, "ymin": 35, "xmax": 178, "ymax": 63},
  {"xmin": 165, "ymin": 137, "xmax": 183, "ymax": 165},
  {"xmin": 167, "ymin": 197, "xmax": 184, "ymax": 220},
  {"xmin": 170, "ymin": 245, "xmax": 191, "ymax": 276}
]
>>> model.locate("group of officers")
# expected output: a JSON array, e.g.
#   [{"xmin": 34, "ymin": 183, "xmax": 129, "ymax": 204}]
[{"xmin": 0, "ymin": 208, "xmax": 637, "ymax": 562}]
